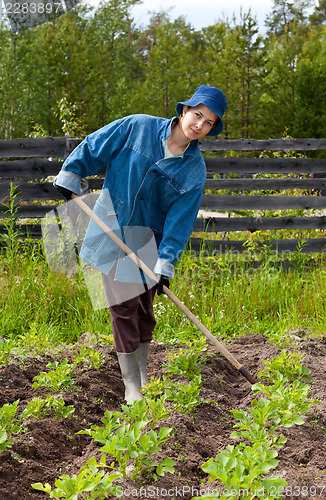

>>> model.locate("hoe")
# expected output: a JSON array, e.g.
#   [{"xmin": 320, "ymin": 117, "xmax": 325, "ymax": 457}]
[{"xmin": 70, "ymin": 193, "xmax": 257, "ymax": 386}]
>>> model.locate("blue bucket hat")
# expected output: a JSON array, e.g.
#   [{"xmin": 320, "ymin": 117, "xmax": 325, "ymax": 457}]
[{"xmin": 176, "ymin": 85, "xmax": 227, "ymax": 136}]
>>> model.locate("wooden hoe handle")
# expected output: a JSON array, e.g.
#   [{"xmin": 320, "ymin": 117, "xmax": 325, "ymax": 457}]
[{"xmin": 72, "ymin": 194, "xmax": 257, "ymax": 385}]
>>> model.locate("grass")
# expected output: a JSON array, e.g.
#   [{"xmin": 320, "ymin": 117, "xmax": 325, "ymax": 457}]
[
  {"xmin": 0, "ymin": 235, "xmax": 326, "ymax": 357},
  {"xmin": 0, "ymin": 241, "xmax": 112, "ymax": 351},
  {"xmin": 158, "ymin": 249, "xmax": 326, "ymax": 345}
]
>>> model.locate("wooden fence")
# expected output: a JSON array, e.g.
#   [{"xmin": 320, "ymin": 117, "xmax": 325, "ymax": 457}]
[{"xmin": 0, "ymin": 136, "xmax": 326, "ymax": 255}]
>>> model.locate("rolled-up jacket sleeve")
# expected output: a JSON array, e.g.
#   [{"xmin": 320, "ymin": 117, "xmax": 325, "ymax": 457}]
[{"xmin": 155, "ymin": 185, "xmax": 204, "ymax": 277}]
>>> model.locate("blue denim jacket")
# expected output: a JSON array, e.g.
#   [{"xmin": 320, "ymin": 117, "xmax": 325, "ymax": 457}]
[{"xmin": 54, "ymin": 114, "xmax": 206, "ymax": 280}]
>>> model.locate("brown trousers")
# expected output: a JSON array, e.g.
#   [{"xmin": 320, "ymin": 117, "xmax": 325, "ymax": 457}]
[{"xmin": 102, "ymin": 265, "xmax": 156, "ymax": 353}]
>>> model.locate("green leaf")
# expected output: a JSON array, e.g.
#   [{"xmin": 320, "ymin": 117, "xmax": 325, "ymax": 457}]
[
  {"xmin": 159, "ymin": 427, "xmax": 172, "ymax": 440},
  {"xmin": 254, "ymin": 462, "xmax": 276, "ymax": 474},
  {"xmin": 156, "ymin": 457, "xmax": 175, "ymax": 476},
  {"xmin": 291, "ymin": 415, "xmax": 304, "ymax": 425},
  {"xmin": 231, "ymin": 409, "xmax": 247, "ymax": 420},
  {"xmin": 262, "ymin": 476, "xmax": 288, "ymax": 493},
  {"xmin": 233, "ymin": 463, "xmax": 245, "ymax": 478},
  {"xmin": 216, "ymin": 452, "xmax": 230, "ymax": 467},
  {"xmin": 230, "ymin": 431, "xmax": 241, "ymax": 439},
  {"xmin": 31, "ymin": 482, "xmax": 52, "ymax": 493},
  {"xmin": 225, "ymin": 458, "xmax": 238, "ymax": 473}
]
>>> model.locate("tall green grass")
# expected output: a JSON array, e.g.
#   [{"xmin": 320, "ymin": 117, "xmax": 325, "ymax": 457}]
[
  {"xmin": 0, "ymin": 238, "xmax": 325, "ymax": 355},
  {"xmin": 0, "ymin": 241, "xmax": 112, "ymax": 351},
  {"xmin": 154, "ymin": 248, "xmax": 326, "ymax": 346}
]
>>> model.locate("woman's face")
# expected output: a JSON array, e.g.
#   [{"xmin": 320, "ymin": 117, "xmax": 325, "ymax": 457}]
[{"xmin": 179, "ymin": 104, "xmax": 218, "ymax": 141}]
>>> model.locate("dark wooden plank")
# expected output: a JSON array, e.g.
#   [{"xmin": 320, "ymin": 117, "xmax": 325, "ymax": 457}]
[
  {"xmin": 65, "ymin": 138, "xmax": 82, "ymax": 155},
  {"xmin": 204, "ymin": 178, "xmax": 326, "ymax": 190},
  {"xmin": 0, "ymin": 182, "xmax": 67, "ymax": 201},
  {"xmin": 2, "ymin": 214, "xmax": 326, "ymax": 234},
  {"xmin": 88, "ymin": 178, "xmax": 104, "ymax": 190},
  {"xmin": 0, "ymin": 181, "xmax": 103, "ymax": 201},
  {"xmin": 0, "ymin": 204, "xmax": 57, "ymax": 218},
  {"xmin": 4, "ymin": 183, "xmax": 326, "ymax": 207},
  {"xmin": 0, "ymin": 191, "xmax": 325, "ymax": 217},
  {"xmin": 3, "ymin": 223, "xmax": 325, "ymax": 253},
  {"xmin": 204, "ymin": 157, "xmax": 326, "ymax": 174},
  {"xmin": 200, "ymin": 194, "xmax": 326, "ymax": 210},
  {"xmin": 0, "ymin": 158, "xmax": 63, "ymax": 179},
  {"xmin": 0, "ymin": 137, "xmax": 68, "ymax": 159},
  {"xmin": 189, "ymin": 237, "xmax": 326, "ymax": 254},
  {"xmin": 200, "ymin": 138, "xmax": 326, "ymax": 152},
  {"xmin": 0, "ymin": 223, "xmax": 42, "ymax": 239},
  {"xmin": 194, "ymin": 216, "xmax": 326, "ymax": 232},
  {"xmin": 1, "ymin": 157, "xmax": 325, "ymax": 180}
]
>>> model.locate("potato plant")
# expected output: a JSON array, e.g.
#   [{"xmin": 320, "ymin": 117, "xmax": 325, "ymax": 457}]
[
  {"xmin": 0, "ymin": 429, "xmax": 13, "ymax": 453},
  {"xmin": 196, "ymin": 442, "xmax": 287, "ymax": 500},
  {"xmin": 194, "ymin": 351, "xmax": 319, "ymax": 500},
  {"xmin": 0, "ymin": 396, "xmax": 75, "ymax": 455},
  {"xmin": 143, "ymin": 342, "xmax": 211, "ymax": 415},
  {"xmin": 163, "ymin": 340, "xmax": 208, "ymax": 381},
  {"xmin": 32, "ymin": 359, "xmax": 76, "ymax": 393},
  {"xmin": 33, "ymin": 456, "xmax": 121, "ymax": 499},
  {"xmin": 258, "ymin": 350, "xmax": 312, "ymax": 384},
  {"xmin": 79, "ymin": 399, "xmax": 175, "ymax": 480},
  {"xmin": 72, "ymin": 344, "xmax": 105, "ymax": 371}
]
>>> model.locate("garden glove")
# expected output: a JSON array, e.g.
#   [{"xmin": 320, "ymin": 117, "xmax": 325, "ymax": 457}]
[
  {"xmin": 54, "ymin": 178, "xmax": 89, "ymax": 201},
  {"xmin": 156, "ymin": 275, "xmax": 170, "ymax": 296},
  {"xmin": 55, "ymin": 185, "xmax": 74, "ymax": 201}
]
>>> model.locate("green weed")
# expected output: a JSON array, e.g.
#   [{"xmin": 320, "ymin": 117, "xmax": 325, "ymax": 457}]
[
  {"xmin": 0, "ymin": 237, "xmax": 325, "ymax": 351},
  {"xmin": 0, "ymin": 337, "xmax": 14, "ymax": 365}
]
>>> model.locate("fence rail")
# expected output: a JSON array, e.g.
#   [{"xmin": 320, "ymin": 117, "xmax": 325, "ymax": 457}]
[{"xmin": 0, "ymin": 136, "xmax": 326, "ymax": 255}]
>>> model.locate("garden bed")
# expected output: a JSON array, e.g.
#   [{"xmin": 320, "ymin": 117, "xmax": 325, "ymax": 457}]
[{"xmin": 0, "ymin": 333, "xmax": 325, "ymax": 499}]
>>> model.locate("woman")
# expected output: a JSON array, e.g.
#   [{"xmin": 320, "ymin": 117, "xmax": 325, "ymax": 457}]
[{"xmin": 54, "ymin": 85, "xmax": 227, "ymax": 402}]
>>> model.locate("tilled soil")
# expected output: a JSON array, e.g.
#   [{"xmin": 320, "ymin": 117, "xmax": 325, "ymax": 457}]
[{"xmin": 0, "ymin": 333, "xmax": 325, "ymax": 500}]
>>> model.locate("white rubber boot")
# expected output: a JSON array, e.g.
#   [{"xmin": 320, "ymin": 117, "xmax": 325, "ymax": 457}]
[
  {"xmin": 116, "ymin": 350, "xmax": 143, "ymax": 403},
  {"xmin": 138, "ymin": 342, "xmax": 150, "ymax": 387}
]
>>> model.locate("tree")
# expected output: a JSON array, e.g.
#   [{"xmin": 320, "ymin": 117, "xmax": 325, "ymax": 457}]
[
  {"xmin": 309, "ymin": 0, "xmax": 326, "ymax": 26},
  {"xmin": 265, "ymin": 0, "xmax": 314, "ymax": 36},
  {"xmin": 139, "ymin": 15, "xmax": 203, "ymax": 118},
  {"xmin": 256, "ymin": 19, "xmax": 309, "ymax": 138},
  {"xmin": 84, "ymin": 0, "xmax": 142, "ymax": 129},
  {"xmin": 202, "ymin": 11, "xmax": 263, "ymax": 138},
  {"xmin": 293, "ymin": 26, "xmax": 326, "ymax": 137}
]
